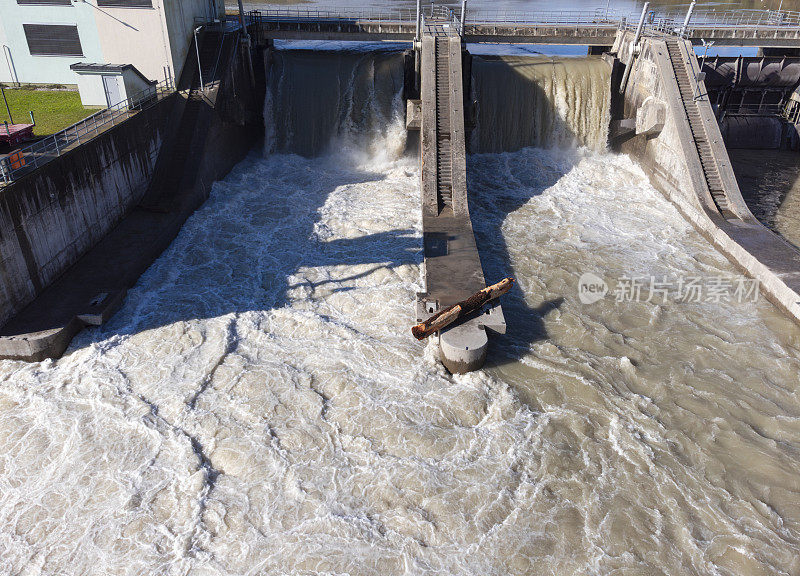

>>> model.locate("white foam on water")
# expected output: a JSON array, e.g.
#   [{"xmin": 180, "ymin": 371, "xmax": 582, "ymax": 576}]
[
  {"xmin": 1, "ymin": 144, "xmax": 799, "ymax": 575},
  {"xmin": 1, "ymin": 51, "xmax": 800, "ymax": 575}
]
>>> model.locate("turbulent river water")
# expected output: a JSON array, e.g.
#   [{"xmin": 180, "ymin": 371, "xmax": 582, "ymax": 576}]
[{"xmin": 1, "ymin": 49, "xmax": 800, "ymax": 575}]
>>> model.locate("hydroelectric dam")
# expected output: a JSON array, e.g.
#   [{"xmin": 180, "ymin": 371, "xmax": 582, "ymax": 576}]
[
  {"xmin": 2, "ymin": 4, "xmax": 800, "ymax": 372},
  {"xmin": 1, "ymin": 4, "xmax": 800, "ymax": 573}
]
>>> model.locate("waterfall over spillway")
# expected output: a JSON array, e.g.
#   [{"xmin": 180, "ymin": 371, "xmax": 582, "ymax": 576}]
[
  {"xmin": 264, "ymin": 48, "xmax": 407, "ymax": 159},
  {"xmin": 264, "ymin": 50, "xmax": 610, "ymax": 157},
  {"xmin": 470, "ymin": 56, "xmax": 611, "ymax": 152}
]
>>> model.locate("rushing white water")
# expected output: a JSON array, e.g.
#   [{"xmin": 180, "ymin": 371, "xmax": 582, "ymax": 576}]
[
  {"xmin": 1, "ymin": 52, "xmax": 799, "ymax": 575},
  {"xmin": 264, "ymin": 48, "xmax": 407, "ymax": 158}
]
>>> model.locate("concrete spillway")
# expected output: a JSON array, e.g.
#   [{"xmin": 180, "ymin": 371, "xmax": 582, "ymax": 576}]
[
  {"xmin": 614, "ymin": 30, "xmax": 800, "ymax": 326},
  {"xmin": 415, "ymin": 25, "xmax": 504, "ymax": 373}
]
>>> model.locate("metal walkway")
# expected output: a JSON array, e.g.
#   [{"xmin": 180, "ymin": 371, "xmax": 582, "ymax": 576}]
[{"xmin": 665, "ymin": 37, "xmax": 734, "ymax": 218}]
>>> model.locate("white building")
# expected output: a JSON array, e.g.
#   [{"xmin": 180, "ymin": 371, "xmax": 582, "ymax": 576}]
[{"xmin": 0, "ymin": 0, "xmax": 224, "ymax": 104}]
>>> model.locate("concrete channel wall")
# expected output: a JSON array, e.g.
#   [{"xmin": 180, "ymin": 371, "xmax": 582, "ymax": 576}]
[
  {"xmin": 612, "ymin": 30, "xmax": 800, "ymax": 323},
  {"xmin": 0, "ymin": 31, "xmax": 264, "ymax": 360},
  {"xmin": 0, "ymin": 96, "xmax": 176, "ymax": 327}
]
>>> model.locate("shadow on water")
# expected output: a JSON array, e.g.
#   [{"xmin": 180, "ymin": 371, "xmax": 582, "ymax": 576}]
[
  {"xmin": 467, "ymin": 148, "xmax": 568, "ymax": 368},
  {"xmin": 467, "ymin": 54, "xmax": 602, "ymax": 366},
  {"xmin": 75, "ymin": 51, "xmax": 602, "ymax": 369},
  {"xmin": 728, "ymin": 148, "xmax": 800, "ymax": 250},
  {"xmin": 72, "ymin": 150, "xmax": 421, "ymax": 348}
]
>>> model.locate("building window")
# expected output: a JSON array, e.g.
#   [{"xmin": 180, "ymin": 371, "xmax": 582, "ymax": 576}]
[
  {"xmin": 96, "ymin": 0, "xmax": 153, "ymax": 7},
  {"xmin": 23, "ymin": 24, "xmax": 84, "ymax": 57},
  {"xmin": 17, "ymin": 0, "xmax": 72, "ymax": 5}
]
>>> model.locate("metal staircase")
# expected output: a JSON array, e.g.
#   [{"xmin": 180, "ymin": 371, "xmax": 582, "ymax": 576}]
[
  {"xmin": 665, "ymin": 38, "xmax": 732, "ymax": 217},
  {"xmin": 435, "ymin": 37, "xmax": 454, "ymax": 215}
]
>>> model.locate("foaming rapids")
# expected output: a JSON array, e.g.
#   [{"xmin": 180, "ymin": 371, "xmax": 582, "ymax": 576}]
[
  {"xmin": 470, "ymin": 56, "xmax": 610, "ymax": 152},
  {"xmin": 264, "ymin": 48, "xmax": 407, "ymax": 160},
  {"xmin": 1, "ymin": 46, "xmax": 800, "ymax": 576}
]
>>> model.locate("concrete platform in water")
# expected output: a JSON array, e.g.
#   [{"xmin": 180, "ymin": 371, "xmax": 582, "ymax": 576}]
[{"xmin": 412, "ymin": 26, "xmax": 505, "ymax": 373}]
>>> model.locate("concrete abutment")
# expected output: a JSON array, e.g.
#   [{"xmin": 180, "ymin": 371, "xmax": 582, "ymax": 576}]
[
  {"xmin": 611, "ymin": 30, "xmax": 800, "ymax": 325},
  {"xmin": 0, "ymin": 30, "xmax": 266, "ymax": 360}
]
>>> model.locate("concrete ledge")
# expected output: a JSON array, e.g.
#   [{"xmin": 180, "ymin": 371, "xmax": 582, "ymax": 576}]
[
  {"xmin": 0, "ymin": 320, "xmax": 83, "ymax": 363},
  {"xmin": 415, "ymin": 34, "xmax": 504, "ymax": 372},
  {"xmin": 406, "ymin": 99, "xmax": 421, "ymax": 130},
  {"xmin": 636, "ymin": 95, "xmax": 665, "ymax": 136}
]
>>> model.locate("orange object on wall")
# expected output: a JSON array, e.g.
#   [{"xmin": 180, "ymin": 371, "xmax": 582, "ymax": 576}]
[{"xmin": 9, "ymin": 151, "xmax": 25, "ymax": 169}]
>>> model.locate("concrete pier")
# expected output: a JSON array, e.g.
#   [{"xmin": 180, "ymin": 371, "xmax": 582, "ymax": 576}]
[
  {"xmin": 413, "ymin": 25, "xmax": 504, "ymax": 373},
  {"xmin": 612, "ymin": 30, "xmax": 800, "ymax": 325}
]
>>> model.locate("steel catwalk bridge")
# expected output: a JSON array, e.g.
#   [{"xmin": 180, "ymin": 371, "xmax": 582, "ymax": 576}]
[{"xmin": 247, "ymin": 5, "xmax": 800, "ymax": 47}]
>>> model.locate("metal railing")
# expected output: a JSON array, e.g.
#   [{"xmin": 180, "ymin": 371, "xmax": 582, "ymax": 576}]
[
  {"xmin": 673, "ymin": 9, "xmax": 800, "ymax": 28},
  {"xmin": 208, "ymin": 21, "xmax": 240, "ymax": 89},
  {"xmin": 619, "ymin": 9, "xmax": 800, "ymax": 37},
  {"xmin": 464, "ymin": 8, "xmax": 621, "ymax": 26},
  {"xmin": 619, "ymin": 16, "xmax": 679, "ymax": 35},
  {"xmin": 422, "ymin": 5, "xmax": 462, "ymax": 35},
  {"xmin": 245, "ymin": 10, "xmax": 264, "ymax": 45},
  {"xmin": 251, "ymin": 7, "xmax": 418, "ymax": 24},
  {"xmin": 723, "ymin": 102, "xmax": 789, "ymax": 116},
  {"xmin": 250, "ymin": 5, "xmax": 800, "ymax": 35},
  {"xmin": 451, "ymin": 8, "xmax": 462, "ymax": 35},
  {"xmin": 0, "ymin": 79, "xmax": 175, "ymax": 184}
]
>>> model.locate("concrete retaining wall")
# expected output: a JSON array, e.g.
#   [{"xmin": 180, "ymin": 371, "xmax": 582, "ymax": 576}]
[
  {"xmin": 612, "ymin": 30, "xmax": 800, "ymax": 324},
  {"xmin": 0, "ymin": 32, "xmax": 265, "ymax": 361},
  {"xmin": 0, "ymin": 96, "xmax": 175, "ymax": 326}
]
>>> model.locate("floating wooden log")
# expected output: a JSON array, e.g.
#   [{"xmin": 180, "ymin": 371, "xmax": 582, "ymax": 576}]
[{"xmin": 412, "ymin": 278, "xmax": 515, "ymax": 340}]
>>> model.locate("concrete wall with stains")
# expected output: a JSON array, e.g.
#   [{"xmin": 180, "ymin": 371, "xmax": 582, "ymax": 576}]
[{"xmin": 0, "ymin": 94, "xmax": 176, "ymax": 325}]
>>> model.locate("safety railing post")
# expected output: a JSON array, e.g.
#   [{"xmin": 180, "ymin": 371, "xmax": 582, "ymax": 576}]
[
  {"xmin": 195, "ymin": 26, "xmax": 205, "ymax": 89},
  {"xmin": 416, "ymin": 0, "xmax": 422, "ymax": 42},
  {"xmin": 680, "ymin": 0, "xmax": 696, "ymax": 37},
  {"xmin": 619, "ymin": 1, "xmax": 649, "ymax": 95}
]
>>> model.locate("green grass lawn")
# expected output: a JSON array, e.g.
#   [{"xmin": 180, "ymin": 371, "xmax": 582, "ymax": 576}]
[{"xmin": 0, "ymin": 88, "xmax": 94, "ymax": 137}]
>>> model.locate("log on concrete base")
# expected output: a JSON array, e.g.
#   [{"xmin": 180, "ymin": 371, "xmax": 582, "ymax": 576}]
[{"xmin": 412, "ymin": 278, "xmax": 514, "ymax": 340}]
